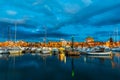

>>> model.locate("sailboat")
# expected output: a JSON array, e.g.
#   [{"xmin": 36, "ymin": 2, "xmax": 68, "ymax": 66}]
[
  {"xmin": 0, "ymin": 47, "xmax": 10, "ymax": 58},
  {"xmin": 41, "ymin": 26, "xmax": 51, "ymax": 54},
  {"xmin": 112, "ymin": 27, "xmax": 120, "ymax": 52},
  {"xmin": 0, "ymin": 27, "xmax": 10, "ymax": 57},
  {"xmin": 8, "ymin": 23, "xmax": 22, "ymax": 55}
]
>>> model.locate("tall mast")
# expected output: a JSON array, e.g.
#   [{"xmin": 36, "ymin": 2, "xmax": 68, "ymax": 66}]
[
  {"xmin": 8, "ymin": 26, "xmax": 11, "ymax": 41},
  {"xmin": 8, "ymin": 26, "xmax": 10, "ymax": 41},
  {"xmin": 116, "ymin": 27, "xmax": 119, "ymax": 42},
  {"xmin": 2, "ymin": 29, "xmax": 5, "ymax": 41},
  {"xmin": 15, "ymin": 22, "xmax": 17, "ymax": 43},
  {"xmin": 113, "ymin": 28, "xmax": 116, "ymax": 42},
  {"xmin": 44, "ymin": 26, "xmax": 47, "ymax": 44}
]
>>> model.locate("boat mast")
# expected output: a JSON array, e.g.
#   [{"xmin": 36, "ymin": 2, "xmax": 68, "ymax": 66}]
[
  {"xmin": 8, "ymin": 26, "xmax": 11, "ymax": 41},
  {"xmin": 113, "ymin": 28, "xmax": 116, "ymax": 42},
  {"xmin": 15, "ymin": 22, "xmax": 17, "ymax": 43},
  {"xmin": 116, "ymin": 27, "xmax": 119, "ymax": 42},
  {"xmin": 2, "ymin": 28, "xmax": 5, "ymax": 41},
  {"xmin": 8, "ymin": 26, "xmax": 10, "ymax": 41},
  {"xmin": 44, "ymin": 26, "xmax": 47, "ymax": 44}
]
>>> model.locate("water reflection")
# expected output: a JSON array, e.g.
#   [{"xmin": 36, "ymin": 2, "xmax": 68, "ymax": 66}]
[
  {"xmin": 71, "ymin": 58, "xmax": 74, "ymax": 77},
  {"xmin": 0, "ymin": 52, "xmax": 120, "ymax": 80},
  {"xmin": 111, "ymin": 53, "xmax": 120, "ymax": 68},
  {"xmin": 58, "ymin": 53, "xmax": 66, "ymax": 63}
]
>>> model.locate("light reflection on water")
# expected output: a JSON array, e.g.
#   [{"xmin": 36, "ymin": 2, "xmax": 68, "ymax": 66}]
[{"xmin": 0, "ymin": 53, "xmax": 120, "ymax": 80}]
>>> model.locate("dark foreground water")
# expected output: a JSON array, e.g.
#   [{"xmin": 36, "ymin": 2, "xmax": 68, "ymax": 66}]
[{"xmin": 0, "ymin": 53, "xmax": 120, "ymax": 80}]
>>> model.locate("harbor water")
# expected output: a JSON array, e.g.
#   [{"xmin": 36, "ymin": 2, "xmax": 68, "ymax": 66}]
[{"xmin": 0, "ymin": 53, "xmax": 120, "ymax": 80}]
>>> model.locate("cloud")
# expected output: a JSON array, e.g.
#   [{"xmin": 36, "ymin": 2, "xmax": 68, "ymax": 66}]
[
  {"xmin": 82, "ymin": 0, "xmax": 92, "ymax": 6},
  {"xmin": 89, "ymin": 7, "xmax": 120, "ymax": 26},
  {"xmin": 6, "ymin": 10, "xmax": 17, "ymax": 15},
  {"xmin": 0, "ymin": 0, "xmax": 120, "ymax": 41},
  {"xmin": 0, "ymin": 25, "xmax": 75, "ymax": 41},
  {"xmin": 32, "ymin": 0, "xmax": 42, "ymax": 6},
  {"xmin": 50, "ymin": 0, "xmax": 120, "ymax": 30}
]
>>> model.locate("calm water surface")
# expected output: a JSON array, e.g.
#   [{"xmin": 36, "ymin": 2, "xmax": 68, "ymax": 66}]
[{"xmin": 0, "ymin": 53, "xmax": 120, "ymax": 80}]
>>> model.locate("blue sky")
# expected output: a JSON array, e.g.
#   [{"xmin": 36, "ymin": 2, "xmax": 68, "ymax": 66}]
[{"xmin": 0, "ymin": 0, "xmax": 120, "ymax": 42}]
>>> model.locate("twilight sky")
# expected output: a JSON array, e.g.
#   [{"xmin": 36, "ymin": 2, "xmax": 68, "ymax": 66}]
[{"xmin": 0, "ymin": 0, "xmax": 120, "ymax": 42}]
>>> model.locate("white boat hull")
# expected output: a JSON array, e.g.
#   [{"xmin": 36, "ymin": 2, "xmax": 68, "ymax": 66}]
[
  {"xmin": 42, "ymin": 51, "xmax": 50, "ymax": 54},
  {"xmin": 112, "ymin": 48, "xmax": 120, "ymax": 52},
  {"xmin": 87, "ymin": 52, "xmax": 112, "ymax": 56},
  {"xmin": 9, "ymin": 50, "xmax": 22, "ymax": 54}
]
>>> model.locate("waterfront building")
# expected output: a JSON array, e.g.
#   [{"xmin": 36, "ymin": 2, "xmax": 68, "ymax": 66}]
[{"xmin": 86, "ymin": 36, "xmax": 94, "ymax": 43}]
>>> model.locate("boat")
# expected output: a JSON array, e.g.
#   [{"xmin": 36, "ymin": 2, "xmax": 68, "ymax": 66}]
[
  {"xmin": 40, "ymin": 26, "xmax": 51, "ymax": 54},
  {"xmin": 66, "ymin": 50, "xmax": 80, "ymax": 56},
  {"xmin": 22, "ymin": 47, "xmax": 31, "ymax": 54},
  {"xmin": 35, "ymin": 47, "xmax": 42, "ymax": 53},
  {"xmin": 41, "ymin": 47, "xmax": 50, "ymax": 54},
  {"xmin": 0, "ymin": 47, "xmax": 10, "ymax": 58},
  {"xmin": 51, "ymin": 48, "xmax": 59, "ymax": 55},
  {"xmin": 30, "ymin": 47, "xmax": 36, "ymax": 53},
  {"xmin": 8, "ymin": 47, "xmax": 22, "ymax": 55},
  {"xmin": 78, "ymin": 47, "xmax": 92, "ymax": 54},
  {"xmin": 65, "ymin": 36, "xmax": 80, "ymax": 56},
  {"xmin": 87, "ymin": 51, "xmax": 112, "ymax": 56},
  {"xmin": 112, "ymin": 27, "xmax": 120, "ymax": 52},
  {"xmin": 112, "ymin": 47, "xmax": 120, "ymax": 52},
  {"xmin": 86, "ymin": 46, "xmax": 112, "ymax": 56}
]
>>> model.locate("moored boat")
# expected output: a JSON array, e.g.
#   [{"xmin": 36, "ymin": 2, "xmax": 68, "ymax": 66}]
[
  {"xmin": 86, "ymin": 46, "xmax": 112, "ymax": 56},
  {"xmin": 35, "ymin": 47, "xmax": 42, "ymax": 53},
  {"xmin": 0, "ymin": 47, "xmax": 10, "ymax": 58},
  {"xmin": 41, "ymin": 47, "xmax": 50, "ymax": 54},
  {"xmin": 8, "ymin": 47, "xmax": 22, "ymax": 55},
  {"xmin": 87, "ymin": 51, "xmax": 112, "ymax": 56},
  {"xmin": 52, "ymin": 48, "xmax": 59, "ymax": 55},
  {"xmin": 112, "ymin": 47, "xmax": 120, "ymax": 52}
]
